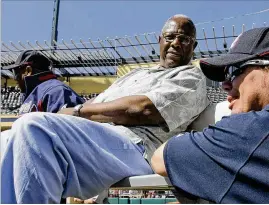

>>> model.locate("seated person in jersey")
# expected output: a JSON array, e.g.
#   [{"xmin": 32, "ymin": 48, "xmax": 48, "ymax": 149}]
[{"xmin": 2, "ymin": 50, "xmax": 84, "ymax": 115}]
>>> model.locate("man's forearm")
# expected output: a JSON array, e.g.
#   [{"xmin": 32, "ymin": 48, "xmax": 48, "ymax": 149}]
[
  {"xmin": 59, "ymin": 95, "xmax": 165, "ymax": 126},
  {"xmin": 80, "ymin": 95, "xmax": 163, "ymax": 125}
]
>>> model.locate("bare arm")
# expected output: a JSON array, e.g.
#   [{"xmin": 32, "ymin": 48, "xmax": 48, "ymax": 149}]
[
  {"xmin": 84, "ymin": 97, "xmax": 96, "ymax": 105},
  {"xmin": 151, "ymin": 142, "xmax": 168, "ymax": 176},
  {"xmin": 58, "ymin": 95, "xmax": 165, "ymax": 126}
]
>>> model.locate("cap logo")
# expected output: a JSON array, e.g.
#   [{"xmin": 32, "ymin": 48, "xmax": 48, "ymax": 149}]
[{"xmin": 230, "ymin": 33, "xmax": 242, "ymax": 51}]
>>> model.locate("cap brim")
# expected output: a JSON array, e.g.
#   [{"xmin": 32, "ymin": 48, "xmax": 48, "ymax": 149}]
[
  {"xmin": 2, "ymin": 64, "xmax": 21, "ymax": 70},
  {"xmin": 200, "ymin": 53, "xmax": 256, "ymax": 82}
]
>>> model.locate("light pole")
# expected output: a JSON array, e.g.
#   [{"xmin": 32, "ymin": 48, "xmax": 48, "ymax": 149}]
[{"xmin": 51, "ymin": 0, "xmax": 60, "ymax": 48}]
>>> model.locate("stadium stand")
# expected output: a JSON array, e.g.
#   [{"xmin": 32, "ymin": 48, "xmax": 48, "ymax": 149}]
[
  {"xmin": 206, "ymin": 86, "xmax": 227, "ymax": 103},
  {"xmin": 1, "ymin": 86, "xmax": 22, "ymax": 115},
  {"xmin": 80, "ymin": 93, "xmax": 99, "ymax": 101}
]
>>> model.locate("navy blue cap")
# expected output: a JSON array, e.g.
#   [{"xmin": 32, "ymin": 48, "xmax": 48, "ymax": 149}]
[
  {"xmin": 200, "ymin": 27, "xmax": 269, "ymax": 82},
  {"xmin": 3, "ymin": 50, "xmax": 52, "ymax": 71}
]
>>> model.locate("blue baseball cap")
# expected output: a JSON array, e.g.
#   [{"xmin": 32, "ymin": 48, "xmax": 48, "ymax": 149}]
[
  {"xmin": 3, "ymin": 50, "xmax": 52, "ymax": 71},
  {"xmin": 200, "ymin": 27, "xmax": 269, "ymax": 82}
]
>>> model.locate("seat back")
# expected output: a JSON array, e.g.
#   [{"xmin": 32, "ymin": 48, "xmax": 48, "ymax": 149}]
[{"xmin": 189, "ymin": 101, "xmax": 231, "ymax": 131}]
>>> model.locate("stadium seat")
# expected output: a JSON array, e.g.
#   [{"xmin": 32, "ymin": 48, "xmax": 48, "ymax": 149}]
[
  {"xmin": 189, "ymin": 101, "xmax": 231, "ymax": 131},
  {"xmin": 95, "ymin": 102, "xmax": 231, "ymax": 204},
  {"xmin": 108, "ymin": 198, "xmax": 119, "ymax": 204},
  {"xmin": 206, "ymin": 86, "xmax": 227, "ymax": 103},
  {"xmin": 111, "ymin": 174, "xmax": 172, "ymax": 190},
  {"xmin": 130, "ymin": 198, "xmax": 141, "ymax": 204},
  {"xmin": 1, "ymin": 86, "xmax": 21, "ymax": 115}
]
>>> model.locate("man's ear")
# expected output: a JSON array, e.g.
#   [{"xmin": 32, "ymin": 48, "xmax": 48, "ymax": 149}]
[
  {"xmin": 193, "ymin": 41, "xmax": 198, "ymax": 50},
  {"xmin": 25, "ymin": 66, "xmax": 33, "ymax": 76}
]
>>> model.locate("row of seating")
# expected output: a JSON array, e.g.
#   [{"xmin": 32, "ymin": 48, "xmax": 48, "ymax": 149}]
[
  {"xmin": 0, "ymin": 86, "xmax": 101, "ymax": 115},
  {"xmin": 1, "ymin": 86, "xmax": 227, "ymax": 115},
  {"xmin": 206, "ymin": 87, "xmax": 227, "ymax": 103},
  {"xmin": 1, "ymin": 86, "xmax": 22, "ymax": 115},
  {"xmin": 80, "ymin": 93, "xmax": 99, "ymax": 101},
  {"xmin": 107, "ymin": 197, "xmax": 177, "ymax": 204}
]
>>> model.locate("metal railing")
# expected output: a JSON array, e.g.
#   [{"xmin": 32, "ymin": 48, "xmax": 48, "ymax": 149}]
[{"xmin": 1, "ymin": 23, "xmax": 266, "ymax": 78}]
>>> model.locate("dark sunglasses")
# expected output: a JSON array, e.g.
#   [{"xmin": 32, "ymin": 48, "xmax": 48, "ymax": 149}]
[
  {"xmin": 224, "ymin": 66, "xmax": 245, "ymax": 82},
  {"xmin": 225, "ymin": 59, "xmax": 269, "ymax": 82}
]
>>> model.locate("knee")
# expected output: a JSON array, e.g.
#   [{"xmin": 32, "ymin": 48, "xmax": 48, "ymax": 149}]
[
  {"xmin": 13, "ymin": 112, "xmax": 49, "ymax": 130},
  {"xmin": 10, "ymin": 113, "xmax": 54, "ymax": 146}
]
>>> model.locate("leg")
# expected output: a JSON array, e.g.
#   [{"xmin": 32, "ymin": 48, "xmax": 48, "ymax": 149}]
[
  {"xmin": 1, "ymin": 112, "xmax": 153, "ymax": 203},
  {"xmin": 1, "ymin": 130, "xmax": 12, "ymax": 159}
]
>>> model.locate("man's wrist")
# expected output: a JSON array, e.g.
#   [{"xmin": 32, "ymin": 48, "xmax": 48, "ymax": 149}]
[{"xmin": 73, "ymin": 104, "xmax": 84, "ymax": 117}]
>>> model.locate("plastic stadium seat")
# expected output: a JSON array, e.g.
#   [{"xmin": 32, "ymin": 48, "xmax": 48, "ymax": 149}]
[
  {"xmin": 108, "ymin": 198, "xmax": 119, "ymax": 204},
  {"xmin": 165, "ymin": 198, "xmax": 178, "ymax": 203},
  {"xmin": 130, "ymin": 198, "xmax": 141, "ymax": 204},
  {"xmin": 119, "ymin": 198, "xmax": 129, "ymax": 204},
  {"xmin": 141, "ymin": 198, "xmax": 165, "ymax": 204}
]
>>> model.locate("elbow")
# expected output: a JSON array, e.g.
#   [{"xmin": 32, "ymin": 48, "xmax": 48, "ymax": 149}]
[
  {"xmin": 151, "ymin": 152, "xmax": 162, "ymax": 175},
  {"xmin": 151, "ymin": 144, "xmax": 168, "ymax": 177},
  {"xmin": 127, "ymin": 96, "xmax": 153, "ymax": 115}
]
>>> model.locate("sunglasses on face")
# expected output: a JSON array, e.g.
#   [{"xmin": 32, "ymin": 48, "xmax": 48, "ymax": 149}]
[
  {"xmin": 224, "ymin": 59, "xmax": 269, "ymax": 82},
  {"xmin": 162, "ymin": 33, "xmax": 195, "ymax": 45},
  {"xmin": 224, "ymin": 66, "xmax": 245, "ymax": 82}
]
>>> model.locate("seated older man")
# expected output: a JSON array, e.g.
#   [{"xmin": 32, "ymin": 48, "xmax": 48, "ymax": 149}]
[{"xmin": 1, "ymin": 14, "xmax": 210, "ymax": 203}]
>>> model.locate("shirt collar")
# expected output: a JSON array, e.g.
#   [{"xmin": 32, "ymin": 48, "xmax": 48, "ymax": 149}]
[
  {"xmin": 142, "ymin": 61, "xmax": 193, "ymax": 72},
  {"xmin": 23, "ymin": 71, "xmax": 57, "ymax": 98}
]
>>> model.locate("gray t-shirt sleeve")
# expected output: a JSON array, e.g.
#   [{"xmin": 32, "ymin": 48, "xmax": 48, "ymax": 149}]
[{"xmin": 145, "ymin": 66, "xmax": 209, "ymax": 132}]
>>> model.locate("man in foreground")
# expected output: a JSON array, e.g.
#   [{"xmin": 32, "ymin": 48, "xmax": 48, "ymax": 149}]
[
  {"xmin": 151, "ymin": 27, "xmax": 269, "ymax": 203},
  {"xmin": 2, "ymin": 50, "xmax": 84, "ymax": 114},
  {"xmin": 1, "ymin": 15, "xmax": 209, "ymax": 203}
]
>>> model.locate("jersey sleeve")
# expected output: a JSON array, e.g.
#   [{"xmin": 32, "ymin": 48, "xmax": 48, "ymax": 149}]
[
  {"xmin": 163, "ymin": 111, "xmax": 267, "ymax": 203},
  {"xmin": 41, "ymin": 85, "xmax": 85, "ymax": 113}
]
